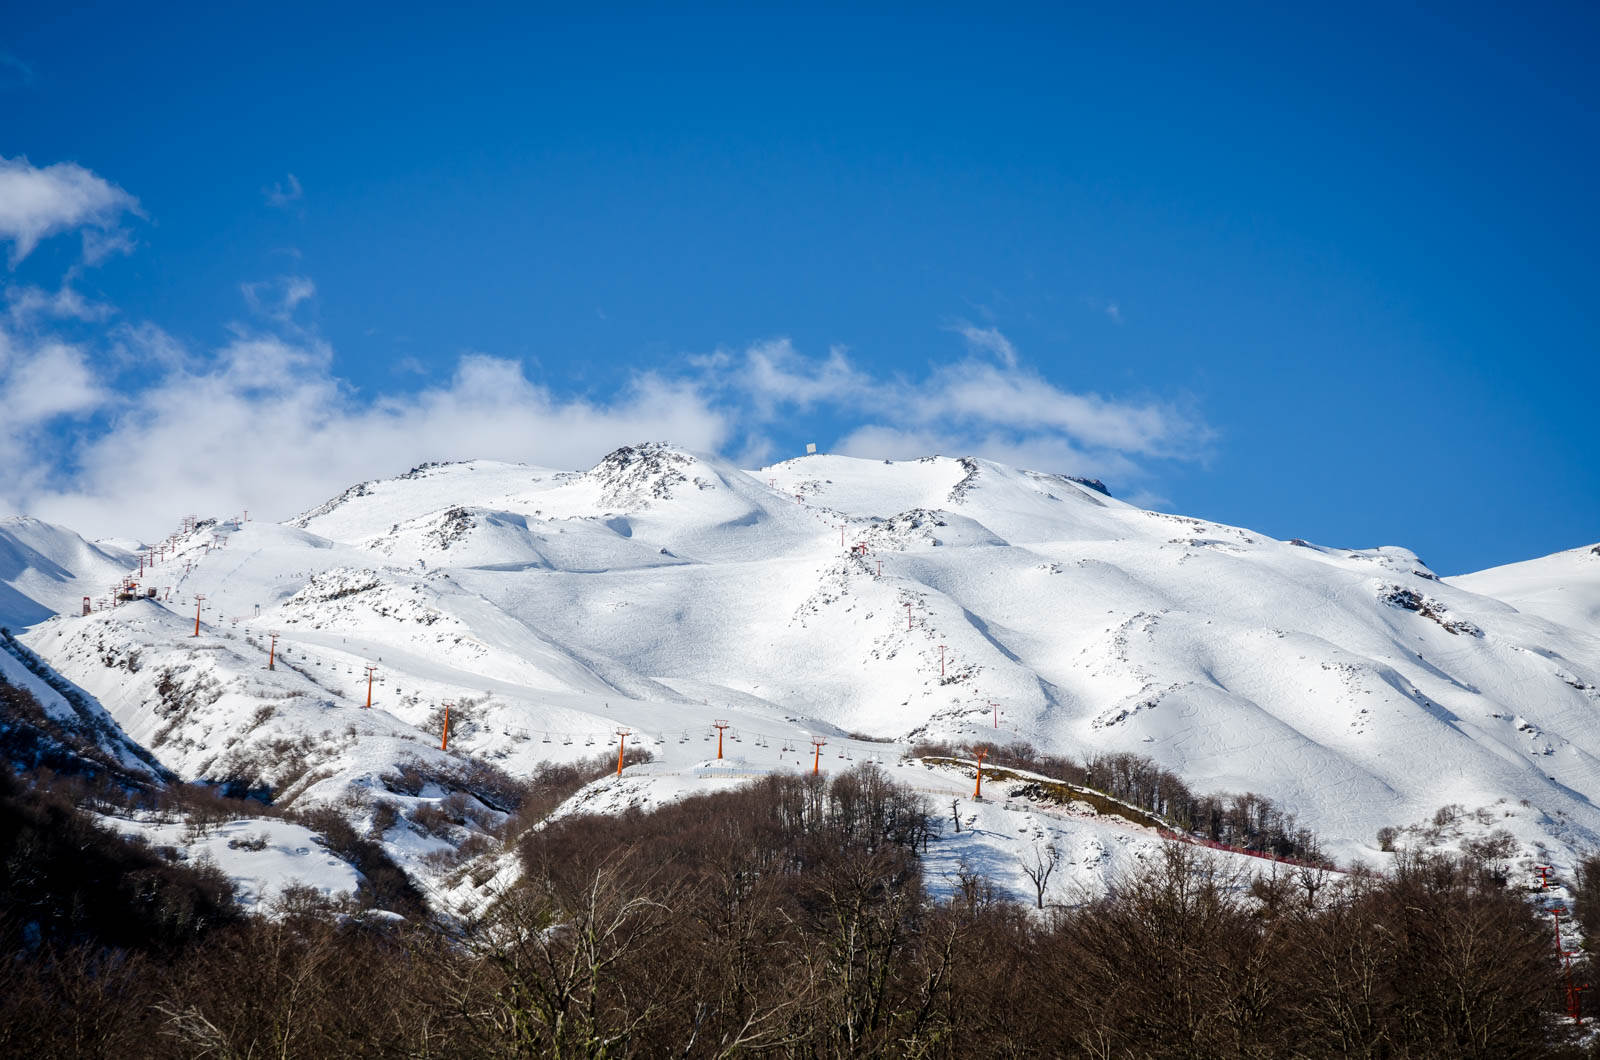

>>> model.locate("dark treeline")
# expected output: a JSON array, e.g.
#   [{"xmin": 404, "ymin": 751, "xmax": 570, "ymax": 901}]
[
  {"xmin": 913, "ymin": 739, "xmax": 1326, "ymax": 863},
  {"xmin": 2, "ymin": 759, "xmax": 1592, "ymax": 1058}
]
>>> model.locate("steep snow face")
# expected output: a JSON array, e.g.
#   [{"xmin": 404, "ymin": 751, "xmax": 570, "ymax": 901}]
[
  {"xmin": 1449, "ymin": 543, "xmax": 1600, "ymax": 633},
  {"xmin": 0, "ymin": 633, "xmax": 168, "ymax": 783},
  {"xmin": 0, "ymin": 517, "xmax": 137, "ymax": 629},
  {"xmin": 10, "ymin": 443, "xmax": 1600, "ymax": 878}
]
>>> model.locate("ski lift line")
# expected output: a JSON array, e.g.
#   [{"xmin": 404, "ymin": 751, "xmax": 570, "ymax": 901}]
[{"xmin": 162, "ymin": 618, "xmax": 915, "ymax": 753}]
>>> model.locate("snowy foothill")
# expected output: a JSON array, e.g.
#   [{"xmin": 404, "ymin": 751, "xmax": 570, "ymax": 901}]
[
  {"xmin": 3, "ymin": 441, "xmax": 1599, "ymax": 911},
  {"xmin": 547, "ymin": 750, "xmax": 1291, "ymax": 909}
]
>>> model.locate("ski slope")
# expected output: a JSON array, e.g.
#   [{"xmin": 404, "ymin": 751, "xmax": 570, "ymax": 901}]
[
  {"xmin": 0, "ymin": 516, "xmax": 136, "ymax": 630},
  {"xmin": 1450, "ymin": 542, "xmax": 1600, "ymax": 633},
  {"xmin": 8, "ymin": 442, "xmax": 1600, "ymax": 898}
]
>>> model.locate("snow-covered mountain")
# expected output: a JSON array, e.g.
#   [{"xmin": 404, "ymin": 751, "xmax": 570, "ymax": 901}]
[
  {"xmin": 6, "ymin": 442, "xmax": 1599, "ymax": 907},
  {"xmin": 1448, "ymin": 542, "xmax": 1600, "ymax": 633},
  {"xmin": 0, "ymin": 516, "xmax": 137, "ymax": 630}
]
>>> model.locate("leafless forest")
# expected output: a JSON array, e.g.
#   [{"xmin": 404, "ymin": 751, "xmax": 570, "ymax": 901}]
[{"xmin": 2, "ymin": 715, "xmax": 1594, "ymax": 1058}]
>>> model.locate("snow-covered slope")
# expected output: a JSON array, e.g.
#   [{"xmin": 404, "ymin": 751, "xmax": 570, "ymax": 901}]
[
  {"xmin": 0, "ymin": 631, "xmax": 168, "ymax": 784},
  {"xmin": 101, "ymin": 815, "xmax": 364, "ymax": 914},
  {"xmin": 9, "ymin": 442, "xmax": 1600, "ymax": 891},
  {"xmin": 1449, "ymin": 542, "xmax": 1600, "ymax": 633},
  {"xmin": 0, "ymin": 517, "xmax": 137, "ymax": 630}
]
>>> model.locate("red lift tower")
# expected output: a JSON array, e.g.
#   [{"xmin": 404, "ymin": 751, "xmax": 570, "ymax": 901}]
[
  {"xmin": 712, "ymin": 720, "xmax": 730, "ymax": 759},
  {"xmin": 615, "ymin": 728, "xmax": 631, "ymax": 776}
]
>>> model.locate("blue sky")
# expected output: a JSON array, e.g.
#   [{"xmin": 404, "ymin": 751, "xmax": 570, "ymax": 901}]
[{"xmin": 1, "ymin": 4, "xmax": 1595, "ymax": 573}]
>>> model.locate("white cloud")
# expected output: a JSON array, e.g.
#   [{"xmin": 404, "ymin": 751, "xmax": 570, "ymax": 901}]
[
  {"xmin": 951, "ymin": 323, "xmax": 1018, "ymax": 367},
  {"xmin": 6, "ymin": 282, "xmax": 113, "ymax": 323},
  {"xmin": 4, "ymin": 329, "xmax": 731, "ymax": 539},
  {"xmin": 834, "ymin": 424, "xmax": 1140, "ymax": 484},
  {"xmin": 903, "ymin": 361, "xmax": 1206, "ymax": 458},
  {"xmin": 2, "ymin": 308, "xmax": 1210, "ymax": 534},
  {"xmin": 1120, "ymin": 489, "xmax": 1172, "ymax": 510},
  {"xmin": 737, "ymin": 338, "xmax": 871, "ymax": 415},
  {"xmin": 0, "ymin": 156, "xmax": 140, "ymax": 266},
  {"xmin": 0, "ymin": 149, "xmax": 1207, "ymax": 536},
  {"xmin": 1105, "ymin": 302, "xmax": 1123, "ymax": 324},
  {"xmin": 80, "ymin": 226, "xmax": 138, "ymax": 265},
  {"xmin": 1, "ymin": 287, "xmax": 1210, "ymax": 534},
  {"xmin": 242, "ymin": 275, "xmax": 316, "ymax": 321},
  {"xmin": 706, "ymin": 335, "xmax": 1210, "ymax": 477},
  {"xmin": 1, "ymin": 341, "xmax": 106, "ymax": 429},
  {"xmin": 265, "ymin": 173, "xmax": 303, "ymax": 208},
  {"xmin": 106, "ymin": 321, "xmax": 189, "ymax": 372}
]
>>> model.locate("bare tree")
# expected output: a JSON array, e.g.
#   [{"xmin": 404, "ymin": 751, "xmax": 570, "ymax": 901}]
[
  {"xmin": 1018, "ymin": 843, "xmax": 1061, "ymax": 909},
  {"xmin": 478, "ymin": 849, "xmax": 680, "ymax": 1058},
  {"xmin": 1296, "ymin": 863, "xmax": 1331, "ymax": 909},
  {"xmin": 949, "ymin": 856, "xmax": 995, "ymax": 913}
]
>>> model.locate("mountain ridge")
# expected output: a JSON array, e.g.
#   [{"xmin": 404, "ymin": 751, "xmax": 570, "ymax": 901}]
[{"xmin": 3, "ymin": 442, "xmax": 1597, "ymax": 906}]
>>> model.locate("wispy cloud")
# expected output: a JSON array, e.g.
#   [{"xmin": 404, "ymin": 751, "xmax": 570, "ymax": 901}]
[
  {"xmin": 1082, "ymin": 296, "xmax": 1124, "ymax": 325},
  {"xmin": 6, "ymin": 282, "xmax": 113, "ymax": 324},
  {"xmin": 708, "ymin": 338, "xmax": 872, "ymax": 417},
  {"xmin": 0, "ymin": 160, "xmax": 1209, "ymax": 534},
  {"xmin": 242, "ymin": 275, "xmax": 316, "ymax": 321},
  {"xmin": 0, "ymin": 156, "xmax": 140, "ymax": 266},
  {"xmin": 699, "ymin": 329, "xmax": 1210, "ymax": 480},
  {"xmin": 950, "ymin": 322, "xmax": 1018, "ymax": 367},
  {"xmin": 1, "ymin": 323, "xmax": 732, "ymax": 538},
  {"xmin": 3, "ymin": 298, "xmax": 1209, "ymax": 535},
  {"xmin": 264, "ymin": 173, "xmax": 303, "ymax": 208},
  {"xmin": 2, "ymin": 341, "xmax": 106, "ymax": 427},
  {"xmin": 0, "ymin": 52, "xmax": 34, "ymax": 86}
]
